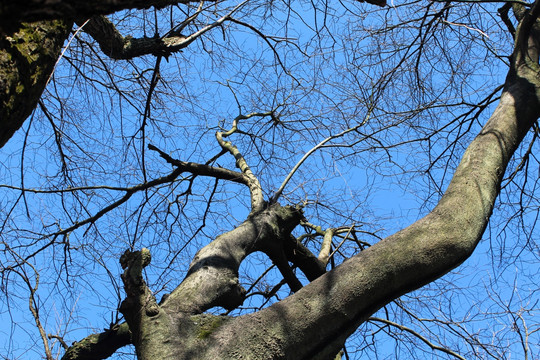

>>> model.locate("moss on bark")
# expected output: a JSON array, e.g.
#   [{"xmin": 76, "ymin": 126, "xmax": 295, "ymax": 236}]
[{"xmin": 0, "ymin": 20, "xmax": 71, "ymax": 147}]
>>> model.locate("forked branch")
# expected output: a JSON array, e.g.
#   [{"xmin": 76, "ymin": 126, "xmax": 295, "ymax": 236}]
[
  {"xmin": 216, "ymin": 112, "xmax": 273, "ymax": 212},
  {"xmin": 78, "ymin": 1, "xmax": 248, "ymax": 60}
]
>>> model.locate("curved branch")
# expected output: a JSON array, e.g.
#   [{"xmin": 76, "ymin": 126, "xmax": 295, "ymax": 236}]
[
  {"xmin": 216, "ymin": 113, "xmax": 271, "ymax": 213},
  {"xmin": 161, "ymin": 204, "xmax": 303, "ymax": 314},
  {"xmin": 204, "ymin": 11, "xmax": 540, "ymax": 357},
  {"xmin": 78, "ymin": 1, "xmax": 245, "ymax": 60},
  {"xmin": 61, "ymin": 323, "xmax": 131, "ymax": 360}
]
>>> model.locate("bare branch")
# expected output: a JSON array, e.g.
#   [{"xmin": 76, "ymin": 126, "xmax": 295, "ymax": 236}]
[
  {"xmin": 78, "ymin": 0, "xmax": 246, "ymax": 60},
  {"xmin": 271, "ymin": 123, "xmax": 365, "ymax": 204},
  {"xmin": 216, "ymin": 112, "xmax": 272, "ymax": 213},
  {"xmin": 369, "ymin": 317, "xmax": 467, "ymax": 360},
  {"xmin": 10, "ymin": 264, "xmax": 53, "ymax": 360},
  {"xmin": 161, "ymin": 204, "xmax": 304, "ymax": 314},
  {"xmin": 148, "ymin": 144, "xmax": 248, "ymax": 185}
]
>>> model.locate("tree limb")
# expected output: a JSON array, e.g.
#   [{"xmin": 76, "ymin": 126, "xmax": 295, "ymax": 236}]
[
  {"xmin": 201, "ymin": 5, "xmax": 540, "ymax": 358},
  {"xmin": 78, "ymin": 15, "xmax": 188, "ymax": 60},
  {"xmin": 0, "ymin": 0, "xmax": 207, "ymax": 32},
  {"xmin": 61, "ymin": 323, "xmax": 131, "ymax": 360},
  {"xmin": 149, "ymin": 144, "xmax": 248, "ymax": 185},
  {"xmin": 216, "ymin": 113, "xmax": 269, "ymax": 213},
  {"xmin": 161, "ymin": 204, "xmax": 304, "ymax": 314}
]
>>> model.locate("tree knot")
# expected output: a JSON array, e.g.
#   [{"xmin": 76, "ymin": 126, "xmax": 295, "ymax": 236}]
[{"xmin": 120, "ymin": 248, "xmax": 151, "ymax": 287}]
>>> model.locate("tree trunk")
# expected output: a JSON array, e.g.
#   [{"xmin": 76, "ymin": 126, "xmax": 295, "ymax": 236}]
[
  {"xmin": 0, "ymin": 20, "xmax": 71, "ymax": 147},
  {"xmin": 112, "ymin": 11, "xmax": 540, "ymax": 360}
]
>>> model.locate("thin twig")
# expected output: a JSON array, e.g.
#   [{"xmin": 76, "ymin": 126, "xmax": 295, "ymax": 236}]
[{"xmin": 271, "ymin": 123, "xmax": 364, "ymax": 203}]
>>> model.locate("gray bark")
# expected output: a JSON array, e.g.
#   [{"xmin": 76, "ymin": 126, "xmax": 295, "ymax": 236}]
[
  {"xmin": 104, "ymin": 5, "xmax": 540, "ymax": 360},
  {"xmin": 6, "ymin": 1, "xmax": 536, "ymax": 360}
]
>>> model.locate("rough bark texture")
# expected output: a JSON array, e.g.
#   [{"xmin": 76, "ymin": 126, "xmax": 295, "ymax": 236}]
[
  {"xmin": 199, "ymin": 13, "xmax": 540, "ymax": 360},
  {"xmin": 0, "ymin": 20, "xmax": 71, "ymax": 148},
  {"xmin": 78, "ymin": 16, "xmax": 189, "ymax": 60},
  {"xmin": 161, "ymin": 204, "xmax": 305, "ymax": 314},
  {"xmin": 101, "ymin": 7, "xmax": 540, "ymax": 360},
  {"xmin": 27, "ymin": 2, "xmax": 539, "ymax": 360},
  {"xmin": 61, "ymin": 323, "xmax": 131, "ymax": 360}
]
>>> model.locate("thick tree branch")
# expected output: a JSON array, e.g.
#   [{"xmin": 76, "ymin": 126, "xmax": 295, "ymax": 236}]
[
  {"xmin": 0, "ymin": 0, "xmax": 206, "ymax": 32},
  {"xmin": 78, "ymin": 15, "xmax": 187, "ymax": 59},
  {"xmin": 161, "ymin": 204, "xmax": 304, "ymax": 314},
  {"xmin": 78, "ymin": 3, "xmax": 237, "ymax": 60},
  {"xmin": 0, "ymin": 0, "xmax": 386, "ymax": 32},
  {"xmin": 0, "ymin": 20, "xmax": 71, "ymax": 147},
  {"xmin": 118, "ymin": 249, "xmax": 174, "ymax": 358},
  {"xmin": 201, "ymin": 8, "xmax": 540, "ymax": 359},
  {"xmin": 61, "ymin": 323, "xmax": 131, "ymax": 360}
]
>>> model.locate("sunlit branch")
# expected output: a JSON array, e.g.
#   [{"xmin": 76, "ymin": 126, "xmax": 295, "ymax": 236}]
[
  {"xmin": 216, "ymin": 112, "xmax": 272, "ymax": 212},
  {"xmin": 318, "ymin": 228, "xmax": 336, "ymax": 265},
  {"xmin": 327, "ymin": 226, "xmax": 355, "ymax": 262},
  {"xmin": 298, "ymin": 222, "xmax": 363, "ymax": 268},
  {"xmin": 440, "ymin": 19, "xmax": 489, "ymax": 37}
]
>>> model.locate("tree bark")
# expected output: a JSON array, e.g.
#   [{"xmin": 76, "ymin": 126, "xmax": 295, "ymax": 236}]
[
  {"xmin": 0, "ymin": 0, "xmax": 202, "ymax": 32},
  {"xmin": 199, "ymin": 12, "xmax": 540, "ymax": 360},
  {"xmin": 0, "ymin": 20, "xmax": 71, "ymax": 148},
  {"xmin": 78, "ymin": 16, "xmax": 189, "ymax": 60},
  {"xmin": 60, "ymin": 323, "xmax": 131, "ymax": 360},
  {"xmin": 0, "ymin": 0, "xmax": 386, "ymax": 32},
  {"xmin": 12, "ymin": 1, "xmax": 537, "ymax": 360},
  {"xmin": 110, "ymin": 7, "xmax": 540, "ymax": 360}
]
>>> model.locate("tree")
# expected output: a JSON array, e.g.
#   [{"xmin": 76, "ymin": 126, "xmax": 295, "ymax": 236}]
[{"xmin": 1, "ymin": 0, "xmax": 539, "ymax": 359}]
